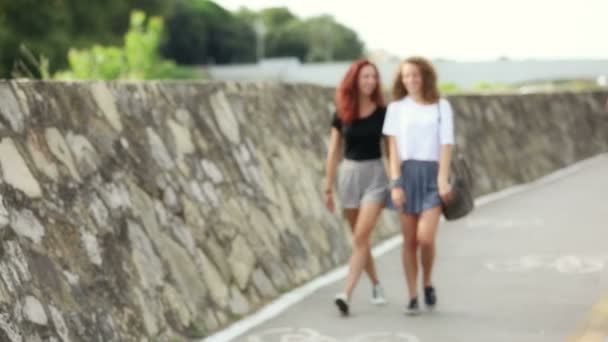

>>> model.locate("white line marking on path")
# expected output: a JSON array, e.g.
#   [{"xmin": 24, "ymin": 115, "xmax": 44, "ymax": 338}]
[
  {"xmin": 244, "ymin": 328, "xmax": 421, "ymax": 342},
  {"xmin": 203, "ymin": 153, "xmax": 608, "ymax": 342},
  {"xmin": 485, "ymin": 255, "xmax": 608, "ymax": 274}
]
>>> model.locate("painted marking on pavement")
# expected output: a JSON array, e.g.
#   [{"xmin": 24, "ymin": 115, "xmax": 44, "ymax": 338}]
[
  {"xmin": 485, "ymin": 255, "xmax": 608, "ymax": 274},
  {"xmin": 244, "ymin": 327, "xmax": 421, "ymax": 342}
]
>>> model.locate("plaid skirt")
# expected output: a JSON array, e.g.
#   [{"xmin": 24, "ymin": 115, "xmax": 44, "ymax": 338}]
[{"xmin": 397, "ymin": 160, "xmax": 442, "ymax": 214}]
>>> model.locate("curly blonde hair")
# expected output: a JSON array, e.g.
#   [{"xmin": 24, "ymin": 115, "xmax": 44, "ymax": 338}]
[{"xmin": 392, "ymin": 56, "xmax": 440, "ymax": 103}]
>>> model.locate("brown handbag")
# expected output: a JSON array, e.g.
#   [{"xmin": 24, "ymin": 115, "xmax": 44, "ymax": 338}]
[
  {"xmin": 442, "ymin": 154, "xmax": 474, "ymax": 220},
  {"xmin": 437, "ymin": 104, "xmax": 474, "ymax": 220}
]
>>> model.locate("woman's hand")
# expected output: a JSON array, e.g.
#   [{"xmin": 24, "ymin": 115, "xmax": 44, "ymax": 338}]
[
  {"xmin": 324, "ymin": 190, "xmax": 335, "ymax": 212},
  {"xmin": 391, "ymin": 187, "xmax": 406, "ymax": 209},
  {"xmin": 438, "ymin": 178, "xmax": 453, "ymax": 203}
]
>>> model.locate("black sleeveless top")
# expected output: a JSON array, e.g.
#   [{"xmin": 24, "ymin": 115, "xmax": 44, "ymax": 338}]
[{"xmin": 331, "ymin": 106, "xmax": 387, "ymax": 160}]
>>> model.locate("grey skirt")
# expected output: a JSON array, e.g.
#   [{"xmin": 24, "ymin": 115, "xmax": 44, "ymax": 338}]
[
  {"xmin": 398, "ymin": 160, "xmax": 441, "ymax": 214},
  {"xmin": 338, "ymin": 158, "xmax": 388, "ymax": 209}
]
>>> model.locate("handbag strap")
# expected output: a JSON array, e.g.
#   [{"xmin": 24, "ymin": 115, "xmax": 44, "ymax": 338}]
[
  {"xmin": 436, "ymin": 102, "xmax": 443, "ymax": 137},
  {"xmin": 436, "ymin": 101, "xmax": 455, "ymax": 154},
  {"xmin": 436, "ymin": 102, "xmax": 443, "ymax": 146},
  {"xmin": 436, "ymin": 102, "xmax": 441, "ymax": 124},
  {"xmin": 437, "ymin": 103, "xmax": 473, "ymax": 189},
  {"xmin": 437, "ymin": 101, "xmax": 458, "ymax": 177}
]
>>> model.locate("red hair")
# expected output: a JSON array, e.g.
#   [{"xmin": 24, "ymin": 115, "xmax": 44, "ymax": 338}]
[{"xmin": 335, "ymin": 59, "xmax": 384, "ymax": 124}]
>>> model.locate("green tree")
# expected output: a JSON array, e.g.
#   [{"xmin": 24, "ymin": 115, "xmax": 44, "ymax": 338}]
[
  {"xmin": 472, "ymin": 81, "xmax": 514, "ymax": 92},
  {"xmin": 257, "ymin": 7, "xmax": 297, "ymax": 28},
  {"xmin": 327, "ymin": 22, "xmax": 364, "ymax": 61},
  {"xmin": 235, "ymin": 8, "xmax": 363, "ymax": 63},
  {"xmin": 0, "ymin": 16, "xmax": 10, "ymax": 76},
  {"xmin": 0, "ymin": 0, "xmax": 72, "ymax": 78},
  {"xmin": 0, "ymin": 0, "xmax": 367, "ymax": 76},
  {"xmin": 236, "ymin": 7, "xmax": 301, "ymax": 61},
  {"xmin": 0, "ymin": 0, "xmax": 173, "ymax": 78},
  {"xmin": 56, "ymin": 11, "xmax": 187, "ymax": 80},
  {"xmin": 254, "ymin": 8, "xmax": 309, "ymax": 61},
  {"xmin": 304, "ymin": 15, "xmax": 364, "ymax": 62},
  {"xmin": 162, "ymin": 0, "xmax": 256, "ymax": 64},
  {"xmin": 265, "ymin": 20, "xmax": 309, "ymax": 60},
  {"xmin": 234, "ymin": 8, "xmax": 258, "ymax": 24},
  {"xmin": 255, "ymin": 12, "xmax": 364, "ymax": 62},
  {"xmin": 439, "ymin": 82, "xmax": 462, "ymax": 94}
]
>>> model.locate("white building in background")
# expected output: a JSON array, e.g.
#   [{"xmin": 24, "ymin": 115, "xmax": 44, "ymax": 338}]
[{"xmin": 206, "ymin": 58, "xmax": 608, "ymax": 88}]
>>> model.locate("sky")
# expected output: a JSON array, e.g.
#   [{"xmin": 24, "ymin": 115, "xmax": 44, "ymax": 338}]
[{"xmin": 217, "ymin": 0, "xmax": 607, "ymax": 61}]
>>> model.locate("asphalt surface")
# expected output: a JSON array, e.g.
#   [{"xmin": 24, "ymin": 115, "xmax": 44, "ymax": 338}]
[{"xmin": 235, "ymin": 154, "xmax": 608, "ymax": 342}]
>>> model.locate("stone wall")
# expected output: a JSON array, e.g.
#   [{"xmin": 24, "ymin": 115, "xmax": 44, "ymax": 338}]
[
  {"xmin": 0, "ymin": 80, "xmax": 606, "ymax": 341},
  {"xmin": 450, "ymin": 91, "xmax": 608, "ymax": 195},
  {"xmin": 0, "ymin": 81, "xmax": 400, "ymax": 342}
]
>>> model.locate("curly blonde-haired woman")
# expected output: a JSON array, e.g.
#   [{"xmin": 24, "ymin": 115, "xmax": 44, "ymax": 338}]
[{"xmin": 383, "ymin": 56, "xmax": 454, "ymax": 314}]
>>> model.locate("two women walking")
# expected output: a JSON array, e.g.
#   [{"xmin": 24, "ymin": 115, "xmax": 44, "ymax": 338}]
[{"xmin": 323, "ymin": 56, "xmax": 455, "ymax": 316}]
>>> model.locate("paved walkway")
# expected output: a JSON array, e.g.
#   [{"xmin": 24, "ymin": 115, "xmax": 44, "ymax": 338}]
[{"xmin": 223, "ymin": 155, "xmax": 608, "ymax": 342}]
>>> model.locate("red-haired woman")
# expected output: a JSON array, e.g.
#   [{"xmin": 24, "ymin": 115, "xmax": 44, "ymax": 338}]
[
  {"xmin": 383, "ymin": 57, "xmax": 454, "ymax": 314},
  {"xmin": 323, "ymin": 59, "xmax": 389, "ymax": 316}
]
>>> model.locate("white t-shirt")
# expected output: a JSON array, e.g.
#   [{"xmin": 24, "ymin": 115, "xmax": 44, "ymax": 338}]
[{"xmin": 382, "ymin": 96, "xmax": 454, "ymax": 161}]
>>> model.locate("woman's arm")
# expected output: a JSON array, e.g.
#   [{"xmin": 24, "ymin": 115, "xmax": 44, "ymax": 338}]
[
  {"xmin": 382, "ymin": 103, "xmax": 405, "ymax": 208},
  {"xmin": 437, "ymin": 99, "xmax": 455, "ymax": 201},
  {"xmin": 323, "ymin": 128, "xmax": 342, "ymax": 211},
  {"xmin": 387, "ymin": 135, "xmax": 405, "ymax": 208},
  {"xmin": 387, "ymin": 136, "xmax": 401, "ymax": 181},
  {"xmin": 438, "ymin": 144, "xmax": 453, "ymax": 191},
  {"xmin": 382, "ymin": 136, "xmax": 391, "ymax": 176}
]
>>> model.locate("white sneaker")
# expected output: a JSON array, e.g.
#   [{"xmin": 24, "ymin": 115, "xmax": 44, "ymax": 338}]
[
  {"xmin": 370, "ymin": 284, "xmax": 387, "ymax": 305},
  {"xmin": 334, "ymin": 293, "xmax": 349, "ymax": 316}
]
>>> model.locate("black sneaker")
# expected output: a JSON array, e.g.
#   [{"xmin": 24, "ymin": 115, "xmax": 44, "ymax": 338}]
[
  {"xmin": 334, "ymin": 293, "xmax": 349, "ymax": 316},
  {"xmin": 403, "ymin": 297, "xmax": 420, "ymax": 315},
  {"xmin": 424, "ymin": 286, "xmax": 437, "ymax": 307}
]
